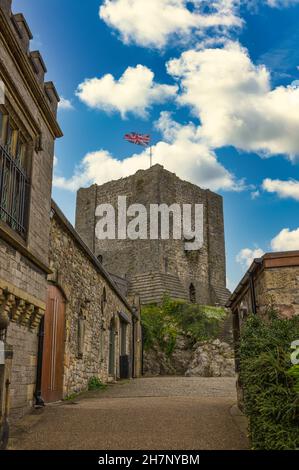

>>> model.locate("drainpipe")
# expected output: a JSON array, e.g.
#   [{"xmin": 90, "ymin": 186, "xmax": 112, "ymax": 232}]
[
  {"xmin": 132, "ymin": 319, "xmax": 135, "ymax": 379},
  {"xmin": 249, "ymin": 274, "xmax": 257, "ymax": 315},
  {"xmin": 131, "ymin": 305, "xmax": 139, "ymax": 379},
  {"xmin": 34, "ymin": 317, "xmax": 45, "ymax": 407},
  {"xmin": 249, "ymin": 260, "xmax": 262, "ymax": 315}
]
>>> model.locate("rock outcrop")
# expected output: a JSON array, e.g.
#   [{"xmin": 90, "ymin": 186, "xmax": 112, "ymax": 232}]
[
  {"xmin": 143, "ymin": 337, "xmax": 235, "ymax": 377},
  {"xmin": 185, "ymin": 339, "xmax": 235, "ymax": 377},
  {"xmin": 143, "ymin": 335, "xmax": 193, "ymax": 376}
]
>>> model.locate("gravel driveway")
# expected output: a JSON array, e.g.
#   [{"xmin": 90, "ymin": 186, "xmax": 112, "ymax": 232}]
[{"xmin": 10, "ymin": 377, "xmax": 249, "ymax": 450}]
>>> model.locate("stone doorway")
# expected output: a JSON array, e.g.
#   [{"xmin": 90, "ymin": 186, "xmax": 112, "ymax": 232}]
[{"xmin": 41, "ymin": 286, "xmax": 66, "ymax": 403}]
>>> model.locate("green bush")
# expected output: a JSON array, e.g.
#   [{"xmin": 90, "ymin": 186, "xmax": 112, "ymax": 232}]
[
  {"xmin": 141, "ymin": 296, "xmax": 227, "ymax": 356},
  {"xmin": 88, "ymin": 377, "xmax": 107, "ymax": 391},
  {"xmin": 239, "ymin": 312, "xmax": 299, "ymax": 450}
]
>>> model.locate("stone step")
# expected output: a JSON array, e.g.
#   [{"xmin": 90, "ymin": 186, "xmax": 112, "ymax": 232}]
[
  {"xmin": 128, "ymin": 272, "xmax": 188, "ymax": 304},
  {"xmin": 211, "ymin": 285, "xmax": 231, "ymax": 307},
  {"xmin": 219, "ymin": 314, "xmax": 234, "ymax": 345}
]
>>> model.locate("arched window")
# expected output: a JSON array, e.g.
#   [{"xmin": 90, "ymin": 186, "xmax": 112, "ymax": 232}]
[
  {"xmin": 97, "ymin": 254, "xmax": 103, "ymax": 264},
  {"xmin": 189, "ymin": 283, "xmax": 196, "ymax": 304},
  {"xmin": 101, "ymin": 286, "xmax": 107, "ymax": 313},
  {"xmin": 102, "ymin": 287, "xmax": 107, "ymax": 303}
]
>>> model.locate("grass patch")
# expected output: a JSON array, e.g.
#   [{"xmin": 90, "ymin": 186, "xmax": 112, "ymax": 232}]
[
  {"xmin": 63, "ymin": 392, "xmax": 82, "ymax": 401},
  {"xmin": 88, "ymin": 377, "xmax": 107, "ymax": 391}
]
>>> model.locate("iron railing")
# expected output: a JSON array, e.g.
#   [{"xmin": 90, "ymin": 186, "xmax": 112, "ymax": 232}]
[{"xmin": 0, "ymin": 144, "xmax": 29, "ymax": 238}]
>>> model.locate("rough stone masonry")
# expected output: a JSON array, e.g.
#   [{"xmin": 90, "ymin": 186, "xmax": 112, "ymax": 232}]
[{"xmin": 76, "ymin": 164, "xmax": 230, "ymax": 306}]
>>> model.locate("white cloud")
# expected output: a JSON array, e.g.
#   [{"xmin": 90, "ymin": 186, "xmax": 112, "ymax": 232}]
[
  {"xmin": 99, "ymin": 0, "xmax": 242, "ymax": 49},
  {"xmin": 262, "ymin": 178, "xmax": 299, "ymax": 201},
  {"xmin": 236, "ymin": 227, "xmax": 299, "ymax": 270},
  {"xmin": 236, "ymin": 247, "xmax": 265, "ymax": 269},
  {"xmin": 271, "ymin": 228, "xmax": 299, "ymax": 251},
  {"xmin": 251, "ymin": 190, "xmax": 260, "ymax": 200},
  {"xmin": 58, "ymin": 97, "xmax": 74, "ymax": 111},
  {"xmin": 53, "ymin": 112, "xmax": 242, "ymax": 192},
  {"xmin": 266, "ymin": 1, "xmax": 299, "ymax": 7},
  {"xmin": 167, "ymin": 41, "xmax": 299, "ymax": 159},
  {"xmin": 76, "ymin": 65, "xmax": 178, "ymax": 118}
]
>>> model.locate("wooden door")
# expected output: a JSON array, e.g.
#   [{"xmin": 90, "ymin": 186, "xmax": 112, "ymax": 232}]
[{"xmin": 41, "ymin": 286, "xmax": 66, "ymax": 403}]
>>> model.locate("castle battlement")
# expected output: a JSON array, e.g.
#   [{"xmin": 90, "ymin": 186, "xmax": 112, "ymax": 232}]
[{"xmin": 0, "ymin": 0, "xmax": 61, "ymax": 120}]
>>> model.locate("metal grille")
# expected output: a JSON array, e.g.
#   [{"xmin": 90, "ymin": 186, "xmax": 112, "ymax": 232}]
[{"xmin": 0, "ymin": 143, "xmax": 29, "ymax": 238}]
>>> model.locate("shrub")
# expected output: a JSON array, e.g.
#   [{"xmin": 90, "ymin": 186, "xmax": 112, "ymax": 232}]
[
  {"xmin": 239, "ymin": 312, "xmax": 299, "ymax": 450},
  {"xmin": 141, "ymin": 296, "xmax": 227, "ymax": 355}
]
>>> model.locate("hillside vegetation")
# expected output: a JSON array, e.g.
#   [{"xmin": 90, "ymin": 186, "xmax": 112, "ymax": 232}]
[{"xmin": 141, "ymin": 297, "xmax": 227, "ymax": 357}]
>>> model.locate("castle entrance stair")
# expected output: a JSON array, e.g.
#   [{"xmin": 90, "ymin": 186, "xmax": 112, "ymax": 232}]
[{"xmin": 128, "ymin": 272, "xmax": 189, "ymax": 305}]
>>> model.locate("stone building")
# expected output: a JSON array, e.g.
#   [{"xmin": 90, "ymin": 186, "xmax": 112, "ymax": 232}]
[
  {"xmin": 76, "ymin": 164, "xmax": 230, "ymax": 306},
  {"xmin": 0, "ymin": 0, "xmax": 62, "ymax": 442},
  {"xmin": 43, "ymin": 201, "xmax": 142, "ymax": 403},
  {"xmin": 226, "ymin": 251, "xmax": 299, "ymax": 371},
  {"xmin": 0, "ymin": 1, "xmax": 142, "ymax": 448}
]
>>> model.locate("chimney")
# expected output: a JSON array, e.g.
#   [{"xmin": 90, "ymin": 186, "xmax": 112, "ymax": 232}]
[
  {"xmin": 0, "ymin": 0, "xmax": 12, "ymax": 16},
  {"xmin": 44, "ymin": 82, "xmax": 60, "ymax": 116},
  {"xmin": 13, "ymin": 13, "xmax": 33, "ymax": 52},
  {"xmin": 30, "ymin": 51, "xmax": 47, "ymax": 85}
]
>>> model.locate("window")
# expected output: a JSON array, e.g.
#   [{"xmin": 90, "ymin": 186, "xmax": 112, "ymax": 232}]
[
  {"xmin": 120, "ymin": 322, "xmax": 127, "ymax": 356},
  {"xmin": 189, "ymin": 283, "xmax": 196, "ymax": 304},
  {"xmin": 102, "ymin": 287, "xmax": 107, "ymax": 303},
  {"xmin": 15, "ymin": 133, "xmax": 27, "ymax": 168},
  {"xmin": 5, "ymin": 119, "xmax": 14, "ymax": 154},
  {"xmin": 101, "ymin": 286, "xmax": 107, "ymax": 314},
  {"xmin": 0, "ymin": 108, "xmax": 30, "ymax": 238},
  {"xmin": 77, "ymin": 312, "xmax": 85, "ymax": 359}
]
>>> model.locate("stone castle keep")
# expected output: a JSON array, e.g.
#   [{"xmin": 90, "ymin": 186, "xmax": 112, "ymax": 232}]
[{"xmin": 76, "ymin": 165, "xmax": 230, "ymax": 306}]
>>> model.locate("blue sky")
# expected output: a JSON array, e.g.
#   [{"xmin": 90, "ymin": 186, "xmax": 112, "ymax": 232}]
[{"xmin": 13, "ymin": 0, "xmax": 299, "ymax": 290}]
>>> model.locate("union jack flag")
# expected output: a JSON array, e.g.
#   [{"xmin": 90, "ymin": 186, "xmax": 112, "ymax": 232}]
[{"xmin": 124, "ymin": 132, "xmax": 151, "ymax": 147}]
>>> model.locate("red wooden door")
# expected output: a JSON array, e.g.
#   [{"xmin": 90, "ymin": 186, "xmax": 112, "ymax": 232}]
[{"xmin": 41, "ymin": 286, "xmax": 66, "ymax": 403}]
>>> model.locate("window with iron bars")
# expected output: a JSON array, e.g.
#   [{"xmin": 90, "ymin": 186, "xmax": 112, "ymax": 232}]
[{"xmin": 0, "ymin": 108, "xmax": 30, "ymax": 239}]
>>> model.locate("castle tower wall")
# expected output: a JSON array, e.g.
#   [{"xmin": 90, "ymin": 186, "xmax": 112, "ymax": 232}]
[{"xmin": 75, "ymin": 165, "xmax": 229, "ymax": 306}]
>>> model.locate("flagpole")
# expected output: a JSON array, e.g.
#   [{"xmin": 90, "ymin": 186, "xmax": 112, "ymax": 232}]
[{"xmin": 150, "ymin": 145, "xmax": 152, "ymax": 168}]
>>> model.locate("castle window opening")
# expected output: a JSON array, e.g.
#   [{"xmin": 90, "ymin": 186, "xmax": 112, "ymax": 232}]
[
  {"xmin": 103, "ymin": 287, "xmax": 107, "ymax": 303},
  {"xmin": 189, "ymin": 283, "xmax": 196, "ymax": 303}
]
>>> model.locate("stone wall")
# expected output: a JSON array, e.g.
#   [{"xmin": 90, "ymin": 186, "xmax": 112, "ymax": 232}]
[
  {"xmin": 49, "ymin": 203, "xmax": 141, "ymax": 397},
  {"xmin": 76, "ymin": 165, "xmax": 229, "ymax": 306},
  {"xmin": 143, "ymin": 337, "xmax": 235, "ymax": 378},
  {"xmin": 6, "ymin": 323, "xmax": 38, "ymax": 421},
  {"xmin": 0, "ymin": 0, "xmax": 61, "ymax": 427},
  {"xmin": 0, "ymin": 0, "xmax": 61, "ymax": 271},
  {"xmin": 0, "ymin": 238, "xmax": 47, "ymax": 303},
  {"xmin": 261, "ymin": 267, "xmax": 299, "ymax": 318},
  {"xmin": 236, "ymin": 267, "xmax": 299, "ymax": 320}
]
